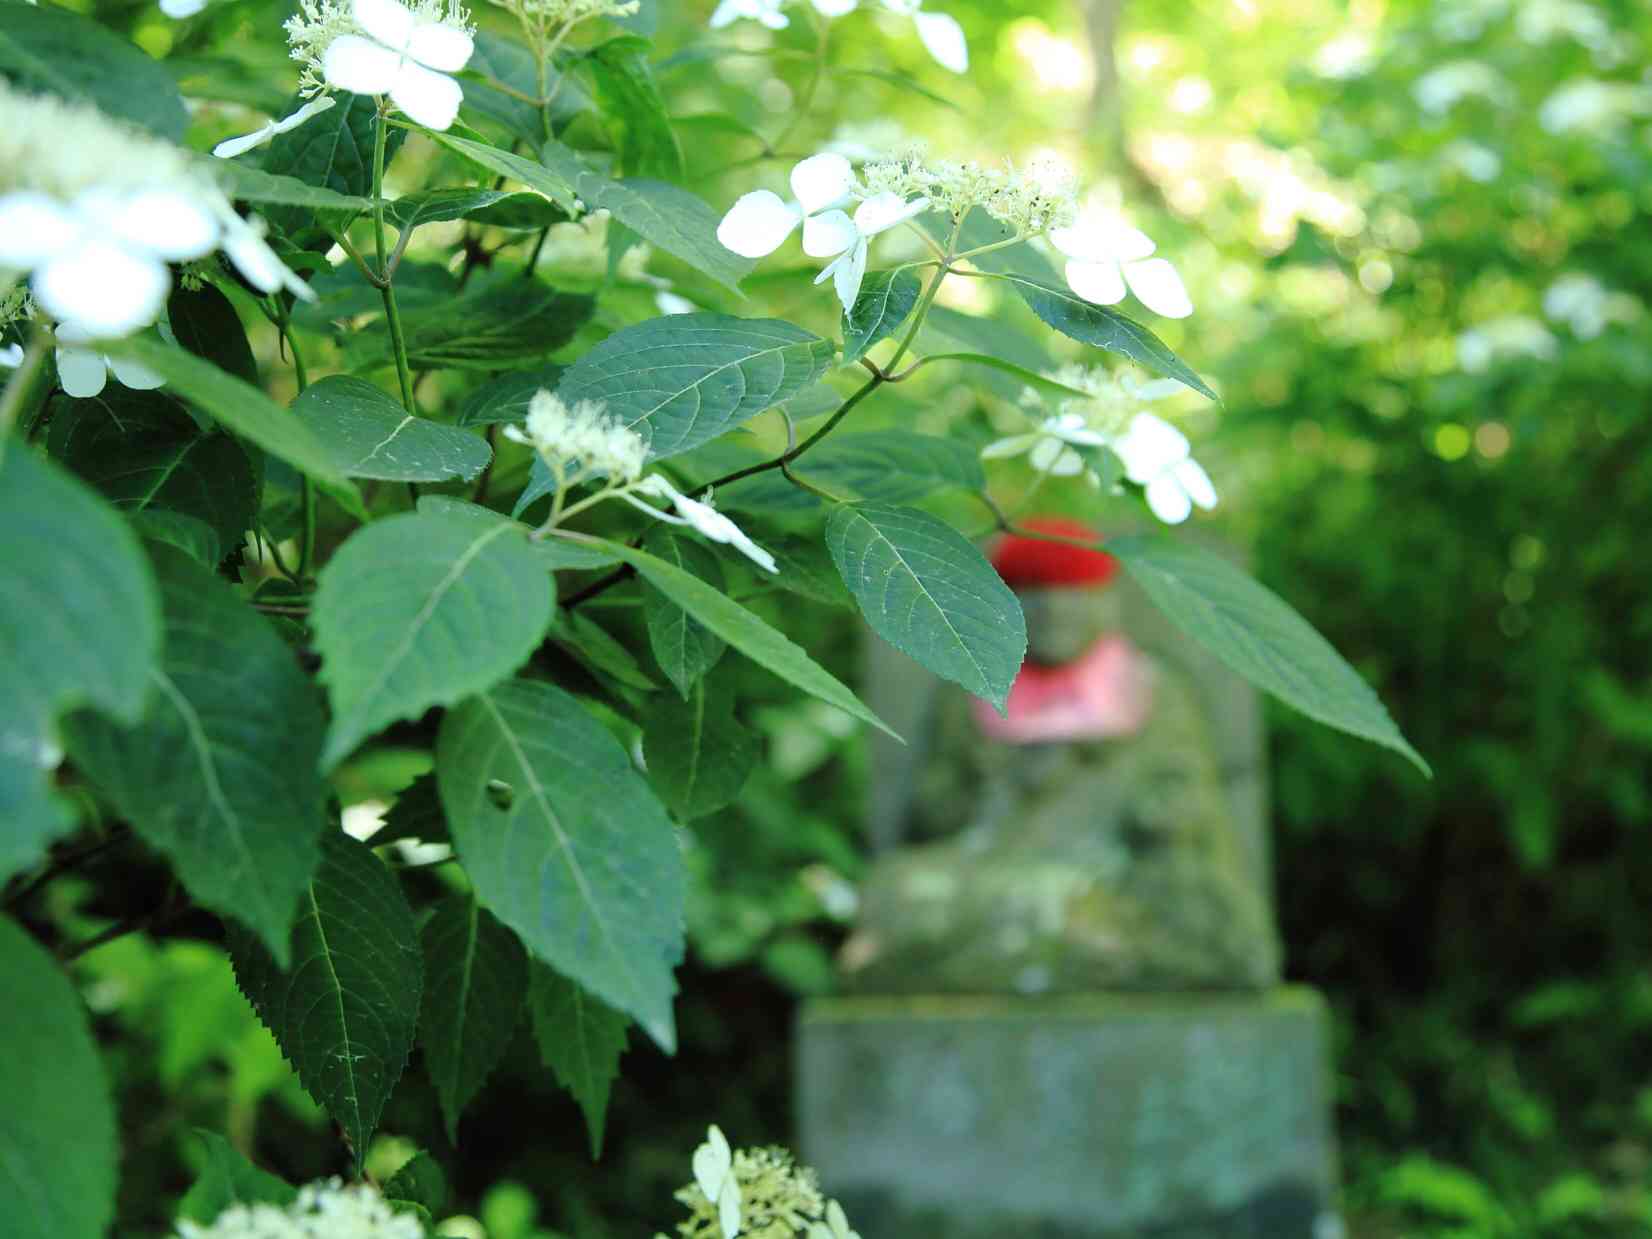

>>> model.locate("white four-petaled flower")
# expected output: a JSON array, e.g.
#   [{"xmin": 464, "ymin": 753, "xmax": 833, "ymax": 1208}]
[
  {"xmin": 690, "ymin": 1125, "xmax": 744, "ymax": 1239},
  {"xmin": 1110, "ymin": 413, "xmax": 1216, "ymax": 525},
  {"xmin": 54, "ymin": 323, "xmax": 167, "ymax": 399},
  {"xmin": 979, "ymin": 412, "xmax": 1107, "ymax": 477},
  {"xmin": 709, "ymin": 0, "xmax": 966, "ymax": 74},
  {"xmin": 635, "ymin": 477, "xmax": 779, "ymax": 574},
  {"xmin": 808, "ymin": 1200, "xmax": 863, "ymax": 1239},
  {"xmin": 810, "ymin": 191, "xmax": 930, "ymax": 312},
  {"xmin": 1047, "ymin": 214, "xmax": 1193, "ymax": 319},
  {"xmin": 323, "ymin": 0, "xmax": 475, "ymax": 130}
]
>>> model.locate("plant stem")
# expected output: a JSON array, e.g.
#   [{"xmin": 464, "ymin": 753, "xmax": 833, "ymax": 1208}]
[
  {"xmin": 281, "ymin": 320, "xmax": 319, "ymax": 581},
  {"xmin": 373, "ymin": 102, "xmax": 416, "ymax": 413},
  {"xmin": 0, "ymin": 327, "xmax": 49, "ymax": 459},
  {"xmin": 4, "ymin": 827, "xmax": 131, "ymax": 909}
]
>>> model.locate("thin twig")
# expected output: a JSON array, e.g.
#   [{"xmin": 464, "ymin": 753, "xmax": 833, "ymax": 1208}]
[{"xmin": 5, "ymin": 827, "xmax": 132, "ymax": 909}]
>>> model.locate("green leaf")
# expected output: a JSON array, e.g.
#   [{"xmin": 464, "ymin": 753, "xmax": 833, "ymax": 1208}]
[
  {"xmin": 580, "ymin": 37, "xmax": 683, "ymax": 181},
  {"xmin": 552, "ymin": 610, "xmax": 659, "ymax": 693},
  {"xmin": 65, "ymin": 544, "xmax": 329, "ymax": 964},
  {"xmin": 262, "ymin": 93, "xmax": 404, "ymax": 241},
  {"xmin": 842, "ymin": 269, "xmax": 922, "ymax": 363},
  {"xmin": 385, "ymin": 186, "xmax": 567, "ymax": 232},
  {"xmin": 347, "ymin": 280, "xmax": 594, "ymax": 371},
  {"xmin": 207, "ymin": 159, "xmax": 375, "ymax": 213},
  {"xmin": 540, "ymin": 140, "xmax": 753, "ymax": 291},
  {"xmin": 574, "ymin": 535, "xmax": 897, "ymax": 738},
  {"xmin": 0, "ymin": 5, "xmax": 187, "ymax": 139},
  {"xmin": 419, "ymin": 895, "xmax": 529, "ymax": 1141},
  {"xmin": 997, "ymin": 274, "xmax": 1216, "ymax": 401},
  {"xmin": 720, "ymin": 432, "xmax": 984, "ymax": 514},
  {"xmin": 384, "ymin": 1152, "xmax": 447, "ymax": 1215},
  {"xmin": 312, "ymin": 510, "xmax": 557, "ymax": 770},
  {"xmin": 0, "ymin": 916, "xmax": 118, "ymax": 1239},
  {"xmin": 1108, "ymin": 535, "xmax": 1429, "ymax": 774},
  {"xmin": 168, "ymin": 283, "xmax": 258, "ymax": 384},
  {"xmin": 372, "ymin": 772, "xmax": 449, "ymax": 846},
  {"xmin": 764, "ymin": 532, "xmax": 854, "ymax": 608},
  {"xmin": 642, "ymin": 677, "xmax": 757, "ymax": 820},
  {"xmin": 291, "ymin": 376, "xmax": 492, "ymax": 483},
  {"xmin": 640, "ymin": 527, "xmax": 726, "ymax": 697},
  {"xmin": 554, "ymin": 313, "xmax": 834, "ymax": 460},
  {"xmin": 45, "ymin": 389, "xmax": 257, "ymax": 559},
  {"xmin": 106, "ymin": 338, "xmax": 357, "ymax": 494},
  {"xmin": 426, "ymin": 130, "xmax": 580, "ymax": 213},
  {"xmin": 526, "ymin": 963, "xmax": 630, "ymax": 1158},
  {"xmin": 826, "ymin": 503, "xmax": 1026, "ymax": 713},
  {"xmin": 455, "ymin": 365, "xmax": 567, "ymax": 427},
  {"xmin": 177, "ymin": 1131, "xmax": 297, "ymax": 1223},
  {"xmin": 0, "ymin": 447, "xmax": 159, "ymax": 883},
  {"xmin": 460, "ymin": 32, "xmax": 586, "ymax": 144},
  {"xmin": 916, "ymin": 353, "xmax": 1098, "ymax": 401},
  {"xmin": 130, "ymin": 511, "xmax": 222, "ymax": 567},
  {"xmin": 437, "ymin": 679, "xmax": 685, "ymax": 1049},
  {"xmin": 413, "ymin": 494, "xmax": 620, "ymax": 571},
  {"xmin": 227, "ymin": 830, "xmax": 422, "ymax": 1167}
]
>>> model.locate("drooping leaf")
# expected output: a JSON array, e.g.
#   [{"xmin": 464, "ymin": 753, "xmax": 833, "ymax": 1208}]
[
  {"xmin": 227, "ymin": 830, "xmax": 422, "ymax": 1168},
  {"xmin": 65, "ymin": 544, "xmax": 328, "ymax": 964},
  {"xmin": 312, "ymin": 509, "xmax": 556, "ymax": 770},
  {"xmin": 842, "ymin": 268, "xmax": 922, "ymax": 363},
  {"xmin": 0, "ymin": 917, "xmax": 118, "ymax": 1239},
  {"xmin": 207, "ymin": 159, "xmax": 374, "ymax": 212},
  {"xmin": 0, "ymin": 4, "xmax": 187, "ymax": 139},
  {"xmin": 571, "ymin": 535, "xmax": 897, "ymax": 738},
  {"xmin": 580, "ymin": 37, "xmax": 683, "ymax": 181},
  {"xmin": 527, "ymin": 962, "xmax": 630, "ymax": 1158},
  {"xmin": 552, "ymin": 609, "xmax": 659, "ymax": 693},
  {"xmin": 454, "ymin": 365, "xmax": 567, "ymax": 427},
  {"xmin": 177, "ymin": 1130, "xmax": 297, "ymax": 1223},
  {"xmin": 129, "ymin": 511, "xmax": 222, "ymax": 567},
  {"xmin": 642, "ymin": 677, "xmax": 757, "ymax": 820},
  {"xmin": 640, "ymin": 527, "xmax": 726, "ymax": 698},
  {"xmin": 915, "ymin": 353, "xmax": 1097, "ymax": 401},
  {"xmin": 426, "ymin": 130, "xmax": 579, "ymax": 212},
  {"xmin": 553, "ymin": 313, "xmax": 834, "ymax": 460},
  {"xmin": 419, "ymin": 895, "xmax": 529, "ymax": 1141},
  {"xmin": 261, "ymin": 93, "xmax": 404, "ymax": 241},
  {"xmin": 46, "ymin": 390, "xmax": 257, "ymax": 558},
  {"xmin": 291, "ymin": 376, "xmax": 492, "ymax": 483},
  {"xmin": 436, "ymin": 679, "xmax": 685, "ymax": 1050},
  {"xmin": 347, "ymin": 280, "xmax": 594, "ymax": 371},
  {"xmin": 0, "ymin": 448, "xmax": 159, "ymax": 883},
  {"xmin": 826, "ymin": 503, "xmax": 1026, "ymax": 713},
  {"xmin": 372, "ymin": 772, "xmax": 448, "ymax": 846},
  {"xmin": 1109, "ymin": 535, "xmax": 1430, "ymax": 774},
  {"xmin": 383, "ymin": 1152, "xmax": 447, "ymax": 1215},
  {"xmin": 540, "ymin": 140, "xmax": 752, "ymax": 291},
  {"xmin": 106, "ymin": 338, "xmax": 357, "ymax": 494},
  {"xmin": 168, "ymin": 283, "xmax": 258, "ymax": 383}
]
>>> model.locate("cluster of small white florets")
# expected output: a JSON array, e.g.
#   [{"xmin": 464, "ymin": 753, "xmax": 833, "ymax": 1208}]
[
  {"xmin": 0, "ymin": 86, "xmax": 196, "ymax": 202},
  {"xmin": 860, "ymin": 151, "xmax": 1078, "ymax": 235},
  {"xmin": 504, "ymin": 388, "xmax": 648, "ymax": 483},
  {"xmin": 174, "ymin": 1179, "xmax": 423, "ymax": 1239},
  {"xmin": 667, "ymin": 1126, "xmax": 858, "ymax": 1239},
  {"xmin": 489, "ymin": 0, "xmax": 638, "ymax": 23},
  {"xmin": 285, "ymin": 0, "xmax": 472, "ymax": 97}
]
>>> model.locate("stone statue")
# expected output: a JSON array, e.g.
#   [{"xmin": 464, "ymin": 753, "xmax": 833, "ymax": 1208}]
[{"xmin": 840, "ymin": 518, "xmax": 1281, "ymax": 994}]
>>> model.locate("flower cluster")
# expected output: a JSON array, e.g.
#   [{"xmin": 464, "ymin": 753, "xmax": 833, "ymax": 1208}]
[
  {"xmin": 666, "ymin": 1126, "xmax": 859, "ymax": 1239},
  {"xmin": 174, "ymin": 1178, "xmax": 423, "ymax": 1239},
  {"xmin": 717, "ymin": 153, "xmax": 929, "ymax": 311},
  {"xmin": 860, "ymin": 151, "xmax": 1077, "ymax": 234},
  {"xmin": 276, "ymin": 0, "xmax": 474, "ymax": 135},
  {"xmin": 983, "ymin": 367, "xmax": 1217, "ymax": 525},
  {"xmin": 493, "ymin": 0, "xmax": 638, "ymax": 21},
  {"xmin": 0, "ymin": 81, "xmax": 310, "ymax": 339},
  {"xmin": 711, "ymin": 0, "xmax": 967, "ymax": 75}
]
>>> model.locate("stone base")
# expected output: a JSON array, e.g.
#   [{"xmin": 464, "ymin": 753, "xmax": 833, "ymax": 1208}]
[{"xmin": 796, "ymin": 989, "xmax": 1338, "ymax": 1239}]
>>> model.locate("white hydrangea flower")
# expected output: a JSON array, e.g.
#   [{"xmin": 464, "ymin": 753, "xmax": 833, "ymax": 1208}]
[
  {"xmin": 161, "ymin": 0, "xmax": 209, "ymax": 16},
  {"xmin": 809, "ymin": 1199, "xmax": 864, "ymax": 1239},
  {"xmin": 861, "ymin": 150, "xmax": 1077, "ymax": 234},
  {"xmin": 503, "ymin": 389, "xmax": 648, "ymax": 482},
  {"xmin": 1111, "ymin": 413, "xmax": 1216, "ymax": 525},
  {"xmin": 0, "ymin": 82, "xmax": 313, "ymax": 339},
  {"xmin": 323, "ymin": 0, "xmax": 475, "ymax": 130},
  {"xmin": 634, "ymin": 477, "xmax": 778, "ymax": 574},
  {"xmin": 810, "ymin": 190, "xmax": 930, "ymax": 311},
  {"xmin": 1047, "ymin": 213, "xmax": 1192, "ymax": 319},
  {"xmin": 980, "ymin": 412, "xmax": 1108, "ymax": 476},
  {"xmin": 55, "ymin": 322, "xmax": 167, "ymax": 399},
  {"xmin": 655, "ymin": 290, "xmax": 697, "ymax": 315},
  {"xmin": 1412, "ymin": 61, "xmax": 1513, "ymax": 115},
  {"xmin": 1537, "ymin": 78, "xmax": 1652, "ymax": 136},
  {"xmin": 879, "ymin": 0, "xmax": 967, "ymax": 74},
  {"xmin": 175, "ymin": 1178, "xmax": 423, "ymax": 1239},
  {"xmin": 1457, "ymin": 316, "xmax": 1558, "ymax": 372},
  {"xmin": 717, "ymin": 153, "xmax": 859, "ymax": 260},
  {"xmin": 689, "ymin": 1124, "xmax": 744, "ymax": 1239},
  {"xmin": 214, "ymin": 97, "xmax": 337, "ymax": 159}
]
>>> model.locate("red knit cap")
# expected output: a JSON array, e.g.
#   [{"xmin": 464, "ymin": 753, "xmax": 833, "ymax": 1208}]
[{"xmin": 991, "ymin": 517, "xmax": 1119, "ymax": 589}]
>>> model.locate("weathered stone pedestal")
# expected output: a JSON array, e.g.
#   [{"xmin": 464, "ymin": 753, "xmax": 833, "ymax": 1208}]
[{"xmin": 797, "ymin": 990, "xmax": 1339, "ymax": 1238}]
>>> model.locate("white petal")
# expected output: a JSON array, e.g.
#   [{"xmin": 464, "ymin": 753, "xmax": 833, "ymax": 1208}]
[
  {"xmin": 0, "ymin": 192, "xmax": 81, "ymax": 268},
  {"xmin": 811, "ymin": 0, "xmax": 858, "ymax": 14},
  {"xmin": 1122, "ymin": 257, "xmax": 1193, "ymax": 318},
  {"xmin": 692, "ymin": 1130, "xmax": 732, "ymax": 1202},
  {"xmin": 1064, "ymin": 259, "xmax": 1127, "ymax": 306},
  {"xmin": 980, "ymin": 434, "xmax": 1036, "ymax": 459},
  {"xmin": 790, "ymin": 152, "xmax": 856, "ymax": 214},
  {"xmin": 1144, "ymin": 474, "xmax": 1193, "ymax": 524},
  {"xmin": 36, "ymin": 242, "xmax": 168, "ymax": 338},
  {"xmin": 1046, "ymin": 225, "xmax": 1095, "ymax": 262},
  {"xmin": 717, "ymin": 1183, "xmax": 742, "ymax": 1239},
  {"xmin": 880, "ymin": 0, "xmax": 920, "ymax": 15},
  {"xmin": 352, "ymin": 0, "xmax": 416, "ymax": 52},
  {"xmin": 1113, "ymin": 413, "xmax": 1189, "ymax": 481},
  {"xmin": 717, "ymin": 190, "xmax": 802, "ymax": 257},
  {"xmin": 0, "ymin": 344, "xmax": 23, "ymax": 369},
  {"xmin": 160, "ymin": 0, "xmax": 208, "ymax": 17},
  {"xmin": 655, "ymin": 291, "xmax": 697, "ymax": 315},
  {"xmin": 913, "ymin": 10, "xmax": 968, "ymax": 73},
  {"xmin": 1045, "ymin": 413, "xmax": 1108, "ymax": 446},
  {"xmin": 213, "ymin": 122, "xmax": 277, "ymax": 159},
  {"xmin": 830, "ymin": 237, "xmax": 869, "ymax": 312},
  {"xmin": 1133, "ymin": 377, "xmax": 1183, "ymax": 400},
  {"xmin": 1029, "ymin": 437, "xmax": 1080, "ymax": 474},
  {"xmin": 1102, "ymin": 221, "xmax": 1156, "ymax": 262},
  {"xmin": 323, "ymin": 35, "xmax": 404, "ymax": 96},
  {"xmin": 408, "ymin": 21, "xmax": 473, "ymax": 72},
  {"xmin": 105, "ymin": 190, "xmax": 221, "ymax": 261},
  {"xmin": 221, "ymin": 217, "xmax": 315, "ymax": 300},
  {"xmin": 55, "ymin": 348, "xmax": 109, "ymax": 399},
  {"xmin": 708, "ymin": 0, "xmax": 741, "ymax": 26},
  {"xmin": 801, "ymin": 208, "xmax": 857, "ymax": 258},
  {"xmin": 1173, "ymin": 457, "xmax": 1217, "ymax": 510},
  {"xmin": 109, "ymin": 354, "xmax": 167, "ymax": 390},
  {"xmin": 852, "ymin": 191, "xmax": 929, "ymax": 237},
  {"xmin": 390, "ymin": 60, "xmax": 464, "ymax": 129}
]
